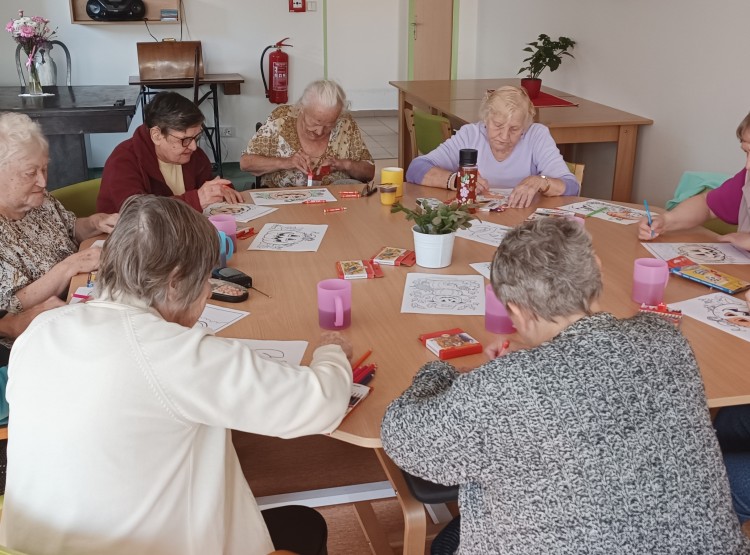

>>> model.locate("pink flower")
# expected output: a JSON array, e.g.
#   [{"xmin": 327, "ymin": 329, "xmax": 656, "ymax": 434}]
[
  {"xmin": 18, "ymin": 24, "xmax": 34, "ymax": 38},
  {"xmin": 5, "ymin": 21, "xmax": 12, "ymax": 33}
]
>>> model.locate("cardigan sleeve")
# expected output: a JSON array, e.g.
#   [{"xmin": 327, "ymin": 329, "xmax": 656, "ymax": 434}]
[{"xmin": 381, "ymin": 360, "xmax": 490, "ymax": 485}]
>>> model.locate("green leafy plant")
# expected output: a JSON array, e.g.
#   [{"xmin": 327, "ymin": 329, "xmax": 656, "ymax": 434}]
[
  {"xmin": 391, "ymin": 200, "xmax": 477, "ymax": 235},
  {"xmin": 517, "ymin": 34, "xmax": 576, "ymax": 80}
]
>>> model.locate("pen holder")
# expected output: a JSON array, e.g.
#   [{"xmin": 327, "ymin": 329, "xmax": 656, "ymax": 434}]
[
  {"xmin": 217, "ymin": 230, "xmax": 234, "ymax": 269},
  {"xmin": 381, "ymin": 167, "xmax": 404, "ymax": 198}
]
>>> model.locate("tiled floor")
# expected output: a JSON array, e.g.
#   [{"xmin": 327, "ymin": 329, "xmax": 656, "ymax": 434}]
[{"xmin": 352, "ymin": 114, "xmax": 399, "ymax": 160}]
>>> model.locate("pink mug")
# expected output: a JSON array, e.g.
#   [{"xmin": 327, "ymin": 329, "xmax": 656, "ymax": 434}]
[
  {"xmin": 317, "ymin": 279, "xmax": 352, "ymax": 330},
  {"xmin": 485, "ymin": 284, "xmax": 516, "ymax": 334},
  {"xmin": 632, "ymin": 258, "xmax": 669, "ymax": 305},
  {"xmin": 209, "ymin": 214, "xmax": 237, "ymax": 251}
]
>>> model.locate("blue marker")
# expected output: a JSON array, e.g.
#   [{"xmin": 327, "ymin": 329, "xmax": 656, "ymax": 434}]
[{"xmin": 644, "ymin": 200, "xmax": 654, "ymax": 238}]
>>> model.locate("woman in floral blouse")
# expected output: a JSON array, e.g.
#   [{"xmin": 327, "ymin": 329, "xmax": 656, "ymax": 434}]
[{"xmin": 240, "ymin": 80, "xmax": 374, "ymax": 187}]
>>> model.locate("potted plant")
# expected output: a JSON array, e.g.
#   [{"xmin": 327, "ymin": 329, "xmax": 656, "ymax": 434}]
[
  {"xmin": 391, "ymin": 200, "xmax": 477, "ymax": 268},
  {"xmin": 517, "ymin": 34, "xmax": 576, "ymax": 99}
]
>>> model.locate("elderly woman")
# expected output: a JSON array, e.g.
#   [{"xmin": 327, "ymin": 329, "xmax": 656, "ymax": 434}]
[
  {"xmin": 640, "ymin": 110, "xmax": 750, "ymax": 248},
  {"xmin": 381, "ymin": 218, "xmax": 748, "ymax": 554},
  {"xmin": 0, "ymin": 195, "xmax": 353, "ymax": 555},
  {"xmin": 240, "ymin": 79, "xmax": 375, "ymax": 187},
  {"xmin": 406, "ymin": 86, "xmax": 579, "ymax": 208},
  {"xmin": 97, "ymin": 91, "xmax": 243, "ymax": 213},
  {"xmin": 0, "ymin": 112, "xmax": 116, "ymax": 350}
]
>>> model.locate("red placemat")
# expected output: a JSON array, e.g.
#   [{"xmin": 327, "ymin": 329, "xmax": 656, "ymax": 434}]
[{"xmin": 532, "ymin": 91, "xmax": 578, "ymax": 108}]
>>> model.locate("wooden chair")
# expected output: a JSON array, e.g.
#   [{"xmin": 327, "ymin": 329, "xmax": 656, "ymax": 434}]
[
  {"xmin": 50, "ymin": 178, "xmax": 101, "ymax": 218},
  {"xmin": 565, "ymin": 161, "xmax": 585, "ymax": 195},
  {"xmin": 404, "ymin": 107, "xmax": 453, "ymax": 156},
  {"xmin": 15, "ymin": 41, "xmax": 72, "ymax": 87}
]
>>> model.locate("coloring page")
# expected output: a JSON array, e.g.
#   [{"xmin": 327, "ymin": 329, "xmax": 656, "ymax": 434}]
[
  {"xmin": 557, "ymin": 200, "xmax": 646, "ymax": 224},
  {"xmin": 670, "ymin": 292, "xmax": 750, "ymax": 342},
  {"xmin": 401, "ymin": 273, "xmax": 485, "ymax": 315},
  {"xmin": 641, "ymin": 243, "xmax": 750, "ymax": 265},
  {"xmin": 249, "ymin": 188, "xmax": 337, "ymax": 206},
  {"xmin": 469, "ymin": 262, "xmax": 491, "ymax": 279},
  {"xmin": 204, "ymin": 203, "xmax": 277, "ymax": 223},
  {"xmin": 233, "ymin": 339, "xmax": 308, "ymax": 366},
  {"xmin": 456, "ymin": 221, "xmax": 512, "ymax": 247},
  {"xmin": 477, "ymin": 188, "xmax": 514, "ymax": 204},
  {"xmin": 248, "ymin": 223, "xmax": 328, "ymax": 252},
  {"xmin": 197, "ymin": 304, "xmax": 249, "ymax": 333}
]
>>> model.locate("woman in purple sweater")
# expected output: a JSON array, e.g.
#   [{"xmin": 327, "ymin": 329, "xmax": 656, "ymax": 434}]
[{"xmin": 406, "ymin": 86, "xmax": 579, "ymax": 208}]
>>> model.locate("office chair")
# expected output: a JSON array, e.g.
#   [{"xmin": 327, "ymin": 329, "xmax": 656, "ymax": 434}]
[
  {"xmin": 50, "ymin": 178, "xmax": 101, "ymax": 217},
  {"xmin": 404, "ymin": 107, "xmax": 453, "ymax": 156},
  {"xmin": 15, "ymin": 41, "xmax": 71, "ymax": 87}
]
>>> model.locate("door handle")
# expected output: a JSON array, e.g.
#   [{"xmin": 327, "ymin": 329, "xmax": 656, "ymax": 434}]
[{"xmin": 411, "ymin": 21, "xmax": 420, "ymax": 40}]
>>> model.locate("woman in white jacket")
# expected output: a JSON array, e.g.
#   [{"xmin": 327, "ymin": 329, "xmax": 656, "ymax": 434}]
[{"xmin": 0, "ymin": 195, "xmax": 353, "ymax": 555}]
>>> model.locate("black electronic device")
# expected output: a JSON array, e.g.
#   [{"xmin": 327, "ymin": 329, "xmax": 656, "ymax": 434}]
[
  {"xmin": 211, "ymin": 267, "xmax": 253, "ymax": 289},
  {"xmin": 86, "ymin": 0, "xmax": 146, "ymax": 21}
]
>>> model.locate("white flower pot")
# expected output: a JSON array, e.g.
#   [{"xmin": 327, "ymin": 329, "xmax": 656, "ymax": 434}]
[{"xmin": 412, "ymin": 226, "xmax": 456, "ymax": 268}]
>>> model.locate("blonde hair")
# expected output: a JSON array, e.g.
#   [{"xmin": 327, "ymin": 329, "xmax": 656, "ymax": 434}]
[
  {"xmin": 0, "ymin": 112, "xmax": 48, "ymax": 168},
  {"xmin": 479, "ymin": 86, "xmax": 536, "ymax": 130}
]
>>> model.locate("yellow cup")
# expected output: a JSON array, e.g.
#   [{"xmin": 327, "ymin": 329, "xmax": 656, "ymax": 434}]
[
  {"xmin": 379, "ymin": 185, "xmax": 398, "ymax": 205},
  {"xmin": 381, "ymin": 167, "xmax": 404, "ymax": 198}
]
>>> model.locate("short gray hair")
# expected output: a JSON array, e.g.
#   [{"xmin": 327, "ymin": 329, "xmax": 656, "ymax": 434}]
[
  {"xmin": 491, "ymin": 218, "xmax": 602, "ymax": 321},
  {"xmin": 96, "ymin": 195, "xmax": 219, "ymax": 312},
  {"xmin": 479, "ymin": 86, "xmax": 536, "ymax": 130},
  {"xmin": 297, "ymin": 79, "xmax": 349, "ymax": 114},
  {"xmin": 0, "ymin": 112, "xmax": 48, "ymax": 168}
]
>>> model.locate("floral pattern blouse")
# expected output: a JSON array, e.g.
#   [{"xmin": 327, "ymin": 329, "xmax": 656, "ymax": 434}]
[
  {"xmin": 243, "ymin": 105, "xmax": 373, "ymax": 188},
  {"xmin": 0, "ymin": 194, "xmax": 77, "ymax": 337}
]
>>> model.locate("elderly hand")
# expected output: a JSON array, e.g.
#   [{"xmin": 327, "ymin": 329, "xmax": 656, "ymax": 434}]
[
  {"xmin": 719, "ymin": 232, "xmax": 750, "ymax": 251},
  {"xmin": 198, "ymin": 177, "xmax": 239, "ymax": 209},
  {"xmin": 484, "ymin": 337, "xmax": 512, "ymax": 360},
  {"xmin": 317, "ymin": 331, "xmax": 354, "ymax": 363},
  {"xmin": 287, "ymin": 151, "xmax": 313, "ymax": 174},
  {"xmin": 66, "ymin": 246, "xmax": 101, "ymax": 276},
  {"xmin": 637, "ymin": 214, "xmax": 666, "ymax": 240},
  {"xmin": 508, "ymin": 176, "xmax": 545, "ymax": 208},
  {"xmin": 91, "ymin": 212, "xmax": 119, "ymax": 234},
  {"xmin": 476, "ymin": 174, "xmax": 490, "ymax": 194}
]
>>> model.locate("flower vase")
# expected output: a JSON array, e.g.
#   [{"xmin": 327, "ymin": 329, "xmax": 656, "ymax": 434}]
[{"xmin": 24, "ymin": 52, "xmax": 44, "ymax": 95}]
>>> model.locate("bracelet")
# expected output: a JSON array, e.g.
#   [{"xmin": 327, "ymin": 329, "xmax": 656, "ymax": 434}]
[
  {"xmin": 446, "ymin": 172, "xmax": 457, "ymax": 190},
  {"xmin": 539, "ymin": 175, "xmax": 551, "ymax": 195}
]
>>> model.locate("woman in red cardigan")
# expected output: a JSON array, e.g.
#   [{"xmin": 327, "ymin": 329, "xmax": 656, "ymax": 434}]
[{"xmin": 97, "ymin": 91, "xmax": 243, "ymax": 213}]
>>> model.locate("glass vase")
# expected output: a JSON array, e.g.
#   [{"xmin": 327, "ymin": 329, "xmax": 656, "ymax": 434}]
[{"xmin": 24, "ymin": 52, "xmax": 43, "ymax": 95}]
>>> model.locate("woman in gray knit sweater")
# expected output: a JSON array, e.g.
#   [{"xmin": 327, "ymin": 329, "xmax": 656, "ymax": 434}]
[{"xmin": 381, "ymin": 218, "xmax": 750, "ymax": 554}]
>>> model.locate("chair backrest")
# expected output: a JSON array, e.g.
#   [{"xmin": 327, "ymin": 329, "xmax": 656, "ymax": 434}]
[
  {"xmin": 50, "ymin": 178, "xmax": 101, "ymax": 217},
  {"xmin": 405, "ymin": 108, "xmax": 452, "ymax": 156},
  {"xmin": 565, "ymin": 161, "xmax": 585, "ymax": 194},
  {"xmin": 15, "ymin": 40, "xmax": 72, "ymax": 87}
]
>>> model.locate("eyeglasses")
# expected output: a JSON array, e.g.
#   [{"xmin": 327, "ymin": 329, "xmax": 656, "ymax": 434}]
[{"xmin": 166, "ymin": 131, "xmax": 203, "ymax": 147}]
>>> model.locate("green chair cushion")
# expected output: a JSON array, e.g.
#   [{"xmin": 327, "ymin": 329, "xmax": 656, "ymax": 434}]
[{"xmin": 50, "ymin": 178, "xmax": 101, "ymax": 217}]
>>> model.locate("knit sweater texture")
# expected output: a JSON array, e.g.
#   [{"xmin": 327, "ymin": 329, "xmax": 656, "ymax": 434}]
[{"xmin": 381, "ymin": 313, "xmax": 750, "ymax": 554}]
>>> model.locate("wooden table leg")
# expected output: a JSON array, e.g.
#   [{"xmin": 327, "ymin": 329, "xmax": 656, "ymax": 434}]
[
  {"xmin": 375, "ymin": 448, "xmax": 428, "ymax": 555},
  {"xmin": 612, "ymin": 124, "xmax": 639, "ymax": 203}
]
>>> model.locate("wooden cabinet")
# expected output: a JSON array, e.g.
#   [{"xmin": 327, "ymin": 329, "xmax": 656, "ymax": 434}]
[{"xmin": 69, "ymin": 0, "xmax": 179, "ymax": 24}]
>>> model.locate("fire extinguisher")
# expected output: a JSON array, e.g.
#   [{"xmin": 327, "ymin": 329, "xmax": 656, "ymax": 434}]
[{"xmin": 261, "ymin": 38, "xmax": 293, "ymax": 104}]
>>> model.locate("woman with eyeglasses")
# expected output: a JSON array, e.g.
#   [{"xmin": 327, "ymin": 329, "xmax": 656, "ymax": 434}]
[
  {"xmin": 97, "ymin": 91, "xmax": 243, "ymax": 213},
  {"xmin": 240, "ymin": 79, "xmax": 375, "ymax": 187}
]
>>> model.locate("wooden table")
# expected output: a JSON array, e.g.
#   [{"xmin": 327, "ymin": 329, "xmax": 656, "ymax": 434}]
[
  {"xmin": 129, "ymin": 73, "xmax": 245, "ymax": 178},
  {"xmin": 390, "ymin": 79, "xmax": 653, "ymax": 203},
  {"xmin": 0, "ymin": 85, "xmax": 139, "ymax": 190},
  {"xmin": 74, "ymin": 187, "xmax": 750, "ymax": 554}
]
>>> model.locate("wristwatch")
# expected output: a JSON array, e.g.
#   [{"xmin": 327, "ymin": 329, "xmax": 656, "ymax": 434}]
[{"xmin": 539, "ymin": 175, "xmax": 551, "ymax": 195}]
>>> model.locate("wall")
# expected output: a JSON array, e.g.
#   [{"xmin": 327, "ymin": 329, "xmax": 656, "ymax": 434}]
[
  {"xmin": 5, "ymin": 0, "xmax": 406, "ymax": 169},
  {"xmin": 472, "ymin": 0, "xmax": 750, "ymax": 206}
]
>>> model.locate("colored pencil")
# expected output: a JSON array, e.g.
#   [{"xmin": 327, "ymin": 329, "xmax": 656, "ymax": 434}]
[
  {"xmin": 644, "ymin": 200, "xmax": 654, "ymax": 238},
  {"xmin": 351, "ymin": 350, "xmax": 372, "ymax": 371},
  {"xmin": 585, "ymin": 206, "xmax": 607, "ymax": 218}
]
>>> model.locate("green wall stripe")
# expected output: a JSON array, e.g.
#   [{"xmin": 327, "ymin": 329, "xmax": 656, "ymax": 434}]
[{"xmin": 323, "ymin": 0, "xmax": 328, "ymax": 78}]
